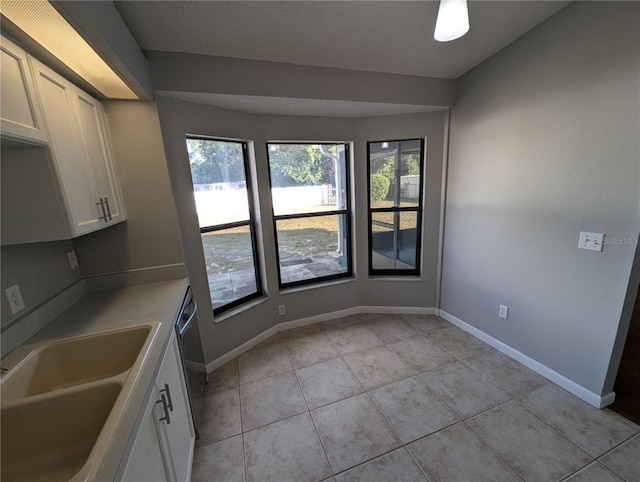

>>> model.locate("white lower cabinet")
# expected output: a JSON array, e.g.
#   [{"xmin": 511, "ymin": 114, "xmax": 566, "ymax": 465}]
[
  {"xmin": 120, "ymin": 392, "xmax": 172, "ymax": 482},
  {"xmin": 120, "ymin": 332, "xmax": 195, "ymax": 482}
]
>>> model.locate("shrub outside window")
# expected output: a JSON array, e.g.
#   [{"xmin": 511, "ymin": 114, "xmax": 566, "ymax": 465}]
[
  {"xmin": 267, "ymin": 143, "xmax": 352, "ymax": 288},
  {"xmin": 186, "ymin": 137, "xmax": 261, "ymax": 314},
  {"xmin": 368, "ymin": 139, "xmax": 424, "ymax": 275}
]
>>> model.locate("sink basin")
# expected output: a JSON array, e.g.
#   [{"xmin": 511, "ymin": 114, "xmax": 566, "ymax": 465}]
[
  {"xmin": 1, "ymin": 325, "xmax": 152, "ymax": 403},
  {"xmin": 1, "ymin": 382, "xmax": 122, "ymax": 482},
  {"xmin": 0, "ymin": 323, "xmax": 161, "ymax": 481}
]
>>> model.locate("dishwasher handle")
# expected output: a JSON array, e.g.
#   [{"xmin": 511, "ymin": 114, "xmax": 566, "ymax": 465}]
[{"xmin": 178, "ymin": 298, "xmax": 198, "ymax": 338}]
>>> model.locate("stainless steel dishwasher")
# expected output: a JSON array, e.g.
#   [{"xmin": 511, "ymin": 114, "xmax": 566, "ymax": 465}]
[{"xmin": 175, "ymin": 286, "xmax": 207, "ymax": 438}]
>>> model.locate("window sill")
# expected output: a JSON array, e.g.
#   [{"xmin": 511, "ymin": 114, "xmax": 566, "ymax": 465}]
[
  {"xmin": 280, "ymin": 276, "xmax": 356, "ymax": 295},
  {"xmin": 368, "ymin": 276, "xmax": 423, "ymax": 282},
  {"xmin": 213, "ymin": 296, "xmax": 269, "ymax": 324}
]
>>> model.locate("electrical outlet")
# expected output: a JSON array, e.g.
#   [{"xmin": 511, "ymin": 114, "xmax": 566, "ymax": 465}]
[
  {"xmin": 278, "ymin": 304, "xmax": 286, "ymax": 316},
  {"xmin": 5, "ymin": 284, "xmax": 25, "ymax": 314},
  {"xmin": 578, "ymin": 231, "xmax": 604, "ymax": 252},
  {"xmin": 499, "ymin": 304, "xmax": 509, "ymax": 320},
  {"xmin": 66, "ymin": 250, "xmax": 79, "ymax": 270}
]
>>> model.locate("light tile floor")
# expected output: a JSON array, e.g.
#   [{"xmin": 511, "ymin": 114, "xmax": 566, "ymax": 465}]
[{"xmin": 191, "ymin": 314, "xmax": 640, "ymax": 482}]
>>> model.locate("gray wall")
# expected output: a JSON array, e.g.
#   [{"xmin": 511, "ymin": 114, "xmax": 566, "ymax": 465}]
[
  {"xmin": 1, "ymin": 241, "xmax": 80, "ymax": 328},
  {"xmin": 148, "ymin": 51, "xmax": 455, "ymax": 108},
  {"xmin": 441, "ymin": 2, "xmax": 640, "ymax": 396},
  {"xmin": 156, "ymin": 96, "xmax": 445, "ymax": 363},
  {"xmin": 72, "ymin": 101, "xmax": 184, "ymax": 276}
]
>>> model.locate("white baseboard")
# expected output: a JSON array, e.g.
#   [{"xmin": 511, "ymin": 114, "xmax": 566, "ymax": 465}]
[
  {"xmin": 438, "ymin": 310, "xmax": 614, "ymax": 409},
  {"xmin": 183, "ymin": 359, "xmax": 207, "ymax": 373},
  {"xmin": 205, "ymin": 305, "xmax": 433, "ymax": 373},
  {"xmin": 206, "ymin": 324, "xmax": 281, "ymax": 373},
  {"xmin": 362, "ymin": 306, "xmax": 436, "ymax": 315},
  {"xmin": 280, "ymin": 306, "xmax": 361, "ymax": 331}
]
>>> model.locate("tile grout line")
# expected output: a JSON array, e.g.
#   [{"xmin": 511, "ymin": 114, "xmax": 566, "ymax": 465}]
[
  {"xmin": 202, "ymin": 314, "xmax": 638, "ymax": 481},
  {"xmin": 284, "ymin": 334, "xmax": 336, "ymax": 480},
  {"xmin": 403, "ymin": 446, "xmax": 434, "ymax": 482},
  {"xmin": 459, "ymin": 417, "xmax": 527, "ymax": 482},
  {"xmin": 462, "ymin": 399, "xmax": 534, "ymax": 481},
  {"xmin": 469, "ymin": 398, "xmax": 595, "ymax": 481},
  {"xmin": 597, "ymin": 431, "xmax": 640, "ymax": 460},
  {"xmin": 512, "ymin": 396, "xmax": 599, "ymax": 460},
  {"xmin": 236, "ymin": 359, "xmax": 248, "ymax": 482}
]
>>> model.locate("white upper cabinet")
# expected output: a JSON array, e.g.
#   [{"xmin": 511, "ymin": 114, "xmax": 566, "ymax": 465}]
[
  {"xmin": 71, "ymin": 88, "xmax": 126, "ymax": 226},
  {"xmin": 0, "ymin": 36, "xmax": 47, "ymax": 143},
  {"xmin": 29, "ymin": 56, "xmax": 126, "ymax": 237}
]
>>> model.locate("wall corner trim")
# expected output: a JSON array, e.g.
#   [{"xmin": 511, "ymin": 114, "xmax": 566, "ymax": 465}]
[{"xmin": 437, "ymin": 309, "xmax": 614, "ymax": 409}]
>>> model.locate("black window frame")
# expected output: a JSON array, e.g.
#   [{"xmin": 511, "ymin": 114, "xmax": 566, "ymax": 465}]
[
  {"xmin": 367, "ymin": 138, "xmax": 425, "ymax": 276},
  {"xmin": 186, "ymin": 136, "xmax": 262, "ymax": 315},
  {"xmin": 266, "ymin": 142, "xmax": 353, "ymax": 289}
]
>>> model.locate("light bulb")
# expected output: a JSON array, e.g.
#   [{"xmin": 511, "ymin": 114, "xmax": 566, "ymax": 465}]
[{"xmin": 434, "ymin": 0, "xmax": 469, "ymax": 42}]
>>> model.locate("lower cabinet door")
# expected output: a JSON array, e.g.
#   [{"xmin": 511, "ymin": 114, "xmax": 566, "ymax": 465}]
[
  {"xmin": 121, "ymin": 331, "xmax": 195, "ymax": 482},
  {"xmin": 120, "ymin": 390, "xmax": 172, "ymax": 482},
  {"xmin": 157, "ymin": 333, "xmax": 196, "ymax": 482}
]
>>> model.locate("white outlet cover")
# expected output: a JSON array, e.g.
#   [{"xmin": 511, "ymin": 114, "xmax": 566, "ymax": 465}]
[
  {"xmin": 67, "ymin": 250, "xmax": 79, "ymax": 270},
  {"xmin": 499, "ymin": 304, "xmax": 509, "ymax": 320},
  {"xmin": 578, "ymin": 231, "xmax": 604, "ymax": 252},
  {"xmin": 5, "ymin": 284, "xmax": 25, "ymax": 314}
]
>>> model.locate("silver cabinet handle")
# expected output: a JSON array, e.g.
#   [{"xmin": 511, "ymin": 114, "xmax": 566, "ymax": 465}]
[
  {"xmin": 156, "ymin": 394, "xmax": 171, "ymax": 425},
  {"xmin": 96, "ymin": 198, "xmax": 108, "ymax": 221},
  {"xmin": 104, "ymin": 196, "xmax": 113, "ymax": 221},
  {"xmin": 159, "ymin": 383, "xmax": 173, "ymax": 412}
]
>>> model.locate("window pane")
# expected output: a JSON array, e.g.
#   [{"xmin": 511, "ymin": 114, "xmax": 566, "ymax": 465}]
[
  {"xmin": 202, "ymin": 225, "xmax": 259, "ymax": 310},
  {"xmin": 369, "ymin": 140, "xmax": 422, "ymax": 209},
  {"xmin": 371, "ymin": 211, "xmax": 418, "ymax": 270},
  {"xmin": 276, "ymin": 214, "xmax": 349, "ymax": 284},
  {"xmin": 186, "ymin": 138, "xmax": 250, "ymax": 227},
  {"xmin": 268, "ymin": 143, "xmax": 347, "ymax": 215}
]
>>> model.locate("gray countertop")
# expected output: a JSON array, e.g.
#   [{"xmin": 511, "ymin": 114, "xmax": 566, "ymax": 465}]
[{"xmin": 1, "ymin": 278, "xmax": 190, "ymax": 481}]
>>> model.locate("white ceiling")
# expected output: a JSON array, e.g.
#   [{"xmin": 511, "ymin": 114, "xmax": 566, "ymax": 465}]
[{"xmin": 114, "ymin": 1, "xmax": 569, "ymax": 117}]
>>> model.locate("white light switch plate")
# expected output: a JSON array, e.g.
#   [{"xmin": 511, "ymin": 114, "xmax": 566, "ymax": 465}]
[{"xmin": 578, "ymin": 231, "xmax": 604, "ymax": 252}]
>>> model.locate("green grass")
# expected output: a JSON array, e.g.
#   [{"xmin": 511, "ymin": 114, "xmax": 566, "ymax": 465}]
[
  {"xmin": 202, "ymin": 205, "xmax": 417, "ymax": 272},
  {"xmin": 202, "ymin": 217, "xmax": 340, "ymax": 272}
]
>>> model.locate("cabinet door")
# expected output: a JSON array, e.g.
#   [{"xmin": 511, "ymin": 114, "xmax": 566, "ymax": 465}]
[
  {"xmin": 29, "ymin": 58, "xmax": 104, "ymax": 236},
  {"xmin": 29, "ymin": 58, "xmax": 127, "ymax": 237},
  {"xmin": 0, "ymin": 36, "xmax": 47, "ymax": 143},
  {"xmin": 157, "ymin": 333, "xmax": 195, "ymax": 482},
  {"xmin": 120, "ymin": 388, "xmax": 172, "ymax": 482},
  {"xmin": 71, "ymin": 88, "xmax": 126, "ymax": 224}
]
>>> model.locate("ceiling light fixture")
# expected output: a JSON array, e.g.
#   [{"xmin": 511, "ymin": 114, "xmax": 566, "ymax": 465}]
[
  {"xmin": 0, "ymin": 0, "xmax": 137, "ymax": 99},
  {"xmin": 434, "ymin": 0, "xmax": 470, "ymax": 42}
]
